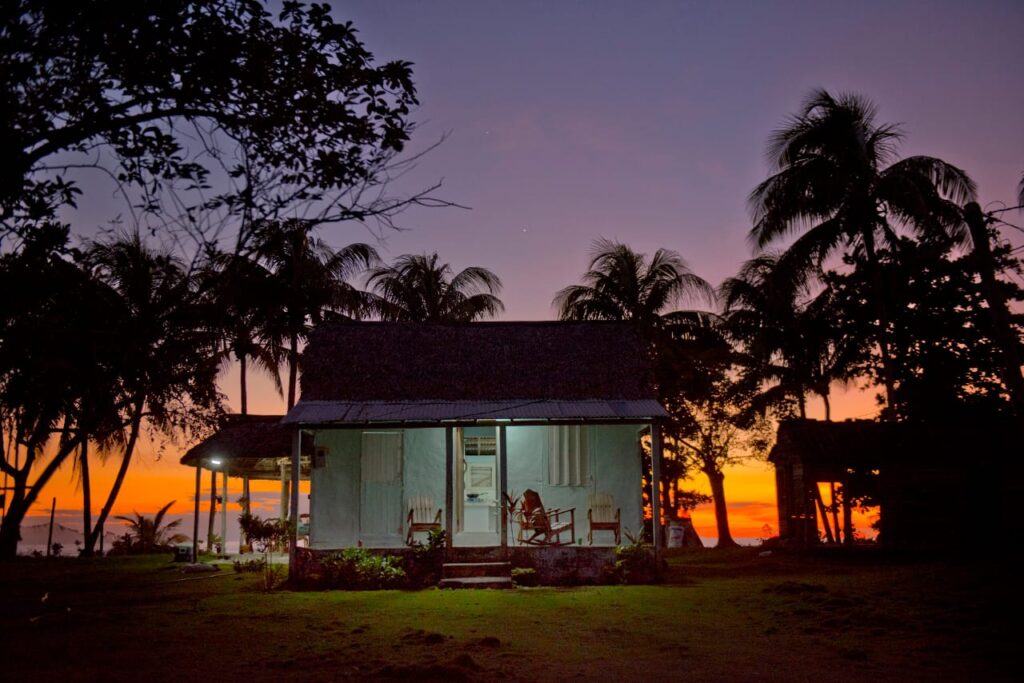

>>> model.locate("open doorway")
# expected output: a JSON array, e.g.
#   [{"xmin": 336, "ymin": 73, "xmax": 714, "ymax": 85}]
[{"xmin": 455, "ymin": 426, "xmax": 499, "ymax": 546}]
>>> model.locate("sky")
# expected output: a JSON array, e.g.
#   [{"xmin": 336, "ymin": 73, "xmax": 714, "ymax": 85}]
[{"xmin": 16, "ymin": 0, "xmax": 1024, "ymax": 548}]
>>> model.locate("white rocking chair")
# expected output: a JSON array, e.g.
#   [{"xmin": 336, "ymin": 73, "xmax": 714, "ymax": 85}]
[{"xmin": 406, "ymin": 496, "xmax": 442, "ymax": 545}]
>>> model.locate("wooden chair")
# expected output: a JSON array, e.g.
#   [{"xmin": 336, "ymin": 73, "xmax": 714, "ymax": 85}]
[
  {"xmin": 406, "ymin": 496, "xmax": 442, "ymax": 545},
  {"xmin": 515, "ymin": 489, "xmax": 575, "ymax": 545},
  {"xmin": 587, "ymin": 492, "xmax": 621, "ymax": 545}
]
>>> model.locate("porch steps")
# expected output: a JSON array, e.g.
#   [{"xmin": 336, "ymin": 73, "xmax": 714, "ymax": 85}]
[{"xmin": 439, "ymin": 561, "xmax": 513, "ymax": 589}]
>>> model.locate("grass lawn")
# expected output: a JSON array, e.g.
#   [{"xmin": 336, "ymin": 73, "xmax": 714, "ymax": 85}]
[{"xmin": 0, "ymin": 547, "xmax": 1011, "ymax": 682}]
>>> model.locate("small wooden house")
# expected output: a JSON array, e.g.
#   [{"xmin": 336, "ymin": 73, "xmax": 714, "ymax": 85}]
[{"xmin": 185, "ymin": 321, "xmax": 671, "ymax": 576}]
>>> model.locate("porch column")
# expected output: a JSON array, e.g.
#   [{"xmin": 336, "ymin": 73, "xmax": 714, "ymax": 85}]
[
  {"xmin": 288, "ymin": 429, "xmax": 301, "ymax": 574},
  {"xmin": 279, "ymin": 462, "xmax": 289, "ymax": 521},
  {"xmin": 192, "ymin": 463, "xmax": 202, "ymax": 562},
  {"xmin": 241, "ymin": 476, "xmax": 251, "ymax": 552},
  {"xmin": 220, "ymin": 470, "xmax": 228, "ymax": 557},
  {"xmin": 444, "ymin": 426, "xmax": 454, "ymax": 550},
  {"xmin": 651, "ymin": 421, "xmax": 664, "ymax": 559},
  {"xmin": 499, "ymin": 425, "xmax": 508, "ymax": 551}
]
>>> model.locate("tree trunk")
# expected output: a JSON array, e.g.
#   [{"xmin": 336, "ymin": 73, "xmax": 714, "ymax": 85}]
[
  {"xmin": 705, "ymin": 466, "xmax": 736, "ymax": 547},
  {"xmin": 0, "ymin": 436, "xmax": 82, "ymax": 559},
  {"xmin": 80, "ymin": 441, "xmax": 93, "ymax": 557},
  {"xmin": 287, "ymin": 331, "xmax": 299, "ymax": 410},
  {"xmin": 797, "ymin": 394, "xmax": 807, "ymax": 419},
  {"xmin": 85, "ymin": 398, "xmax": 145, "ymax": 554},
  {"xmin": 964, "ymin": 203, "xmax": 1024, "ymax": 424},
  {"xmin": 830, "ymin": 482, "xmax": 841, "ymax": 544},
  {"xmin": 861, "ymin": 232, "xmax": 899, "ymax": 419},
  {"xmin": 239, "ymin": 352, "xmax": 248, "ymax": 415},
  {"xmin": 822, "ymin": 393, "xmax": 831, "ymax": 422},
  {"xmin": 207, "ymin": 469, "xmax": 217, "ymax": 552}
]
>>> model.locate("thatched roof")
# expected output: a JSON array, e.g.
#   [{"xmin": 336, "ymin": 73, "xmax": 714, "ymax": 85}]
[
  {"xmin": 180, "ymin": 414, "xmax": 311, "ymax": 479},
  {"xmin": 769, "ymin": 419, "xmax": 908, "ymax": 469},
  {"xmin": 299, "ymin": 321, "xmax": 659, "ymax": 402},
  {"xmin": 769, "ymin": 418, "xmax": 1017, "ymax": 472}
]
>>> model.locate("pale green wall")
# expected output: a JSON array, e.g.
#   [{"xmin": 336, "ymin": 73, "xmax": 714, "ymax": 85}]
[{"xmin": 308, "ymin": 423, "xmax": 644, "ymax": 548}]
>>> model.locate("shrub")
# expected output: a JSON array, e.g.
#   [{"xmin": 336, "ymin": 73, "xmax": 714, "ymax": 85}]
[
  {"xmin": 605, "ymin": 529, "xmax": 657, "ymax": 584},
  {"xmin": 232, "ymin": 557, "xmax": 267, "ymax": 574},
  {"xmin": 405, "ymin": 528, "xmax": 446, "ymax": 588},
  {"xmin": 320, "ymin": 548, "xmax": 406, "ymax": 590},
  {"xmin": 511, "ymin": 567, "xmax": 539, "ymax": 587}
]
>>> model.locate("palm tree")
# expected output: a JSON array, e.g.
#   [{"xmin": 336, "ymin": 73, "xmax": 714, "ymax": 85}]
[
  {"xmin": 553, "ymin": 239, "xmax": 713, "ymax": 333},
  {"xmin": 201, "ymin": 252, "xmax": 283, "ymax": 415},
  {"xmin": 366, "ymin": 253, "xmax": 504, "ymax": 322},
  {"xmin": 748, "ymin": 89, "xmax": 975, "ymax": 415},
  {"xmin": 253, "ymin": 220, "xmax": 379, "ymax": 409},
  {"xmin": 553, "ymin": 241, "xmax": 743, "ymax": 545},
  {"xmin": 115, "ymin": 500, "xmax": 188, "ymax": 552},
  {"xmin": 79, "ymin": 233, "xmax": 222, "ymax": 554},
  {"xmin": 721, "ymin": 254, "xmax": 855, "ymax": 421}
]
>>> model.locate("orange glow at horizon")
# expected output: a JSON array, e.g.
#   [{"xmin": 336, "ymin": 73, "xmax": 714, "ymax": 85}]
[{"xmin": 16, "ymin": 370, "xmax": 885, "ymax": 546}]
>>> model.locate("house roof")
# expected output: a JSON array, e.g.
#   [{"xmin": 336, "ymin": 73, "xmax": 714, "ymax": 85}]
[
  {"xmin": 288, "ymin": 320, "xmax": 667, "ymax": 425},
  {"xmin": 180, "ymin": 414, "xmax": 310, "ymax": 479}
]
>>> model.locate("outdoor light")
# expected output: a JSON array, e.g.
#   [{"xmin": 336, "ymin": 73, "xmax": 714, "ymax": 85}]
[{"xmin": 210, "ymin": 458, "xmax": 222, "ymax": 466}]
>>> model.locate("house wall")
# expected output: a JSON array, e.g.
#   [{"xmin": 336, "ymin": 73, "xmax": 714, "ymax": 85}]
[
  {"xmin": 506, "ymin": 424, "xmax": 643, "ymax": 545},
  {"xmin": 308, "ymin": 423, "xmax": 644, "ymax": 549}
]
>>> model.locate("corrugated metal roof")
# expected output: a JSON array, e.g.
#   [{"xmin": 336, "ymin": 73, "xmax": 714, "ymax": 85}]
[{"xmin": 283, "ymin": 399, "xmax": 667, "ymax": 425}]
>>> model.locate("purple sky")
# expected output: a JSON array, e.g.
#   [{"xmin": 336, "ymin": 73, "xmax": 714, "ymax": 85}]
[
  {"xmin": 61, "ymin": 0, "xmax": 1024, "ymax": 321},
  {"xmin": 317, "ymin": 0, "xmax": 1022, "ymax": 320}
]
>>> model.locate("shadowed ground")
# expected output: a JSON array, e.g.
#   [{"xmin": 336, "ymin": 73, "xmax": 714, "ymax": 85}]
[{"xmin": 0, "ymin": 547, "xmax": 1011, "ymax": 681}]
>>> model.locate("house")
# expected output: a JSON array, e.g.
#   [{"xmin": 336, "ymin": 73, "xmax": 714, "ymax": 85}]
[
  {"xmin": 769, "ymin": 418, "xmax": 1020, "ymax": 547},
  {"xmin": 183, "ymin": 321, "xmax": 670, "ymax": 578},
  {"xmin": 286, "ymin": 320, "xmax": 668, "ymax": 565}
]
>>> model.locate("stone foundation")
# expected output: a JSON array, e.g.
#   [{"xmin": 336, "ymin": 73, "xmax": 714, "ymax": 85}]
[{"xmin": 294, "ymin": 545, "xmax": 616, "ymax": 585}]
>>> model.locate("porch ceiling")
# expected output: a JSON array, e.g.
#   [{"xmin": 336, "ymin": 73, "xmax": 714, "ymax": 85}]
[{"xmin": 282, "ymin": 399, "xmax": 667, "ymax": 426}]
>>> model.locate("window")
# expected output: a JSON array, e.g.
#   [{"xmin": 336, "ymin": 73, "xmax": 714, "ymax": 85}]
[
  {"xmin": 548, "ymin": 426, "xmax": 589, "ymax": 486},
  {"xmin": 463, "ymin": 435, "xmax": 496, "ymax": 456}
]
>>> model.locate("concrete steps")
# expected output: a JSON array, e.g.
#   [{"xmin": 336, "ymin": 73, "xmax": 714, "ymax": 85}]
[{"xmin": 439, "ymin": 561, "xmax": 513, "ymax": 589}]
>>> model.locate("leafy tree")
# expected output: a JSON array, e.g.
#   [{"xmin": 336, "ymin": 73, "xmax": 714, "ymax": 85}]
[
  {"xmin": 253, "ymin": 220, "xmax": 378, "ymax": 408},
  {"xmin": 113, "ymin": 500, "xmax": 187, "ymax": 553},
  {"xmin": 0, "ymin": 226, "xmax": 122, "ymax": 558},
  {"xmin": 748, "ymin": 89, "xmax": 975, "ymax": 415},
  {"xmin": 366, "ymin": 253, "xmax": 504, "ymax": 322},
  {"xmin": 826, "ymin": 236, "xmax": 1023, "ymax": 422},
  {"xmin": 1, "ymin": 0, "xmax": 433, "ymax": 246}
]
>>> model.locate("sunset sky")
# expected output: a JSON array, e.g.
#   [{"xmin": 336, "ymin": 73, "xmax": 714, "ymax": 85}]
[{"xmin": 19, "ymin": 0, "xmax": 1024, "ymax": 547}]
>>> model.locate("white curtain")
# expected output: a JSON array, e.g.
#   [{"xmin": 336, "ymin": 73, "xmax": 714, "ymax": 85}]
[{"xmin": 548, "ymin": 426, "xmax": 589, "ymax": 487}]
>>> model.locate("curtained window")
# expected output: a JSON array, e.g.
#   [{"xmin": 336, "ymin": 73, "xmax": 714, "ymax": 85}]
[{"xmin": 548, "ymin": 425, "xmax": 589, "ymax": 487}]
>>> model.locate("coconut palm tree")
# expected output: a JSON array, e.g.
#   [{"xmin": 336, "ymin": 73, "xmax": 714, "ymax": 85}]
[
  {"xmin": 253, "ymin": 220, "xmax": 379, "ymax": 409},
  {"xmin": 201, "ymin": 252, "xmax": 283, "ymax": 415},
  {"xmin": 115, "ymin": 500, "xmax": 188, "ymax": 553},
  {"xmin": 366, "ymin": 252, "xmax": 504, "ymax": 322},
  {"xmin": 749, "ymin": 89, "xmax": 976, "ymax": 415},
  {"xmin": 553, "ymin": 239, "xmax": 714, "ymax": 334},
  {"xmin": 79, "ymin": 233, "xmax": 222, "ymax": 554},
  {"xmin": 553, "ymin": 240, "xmax": 744, "ymax": 545},
  {"xmin": 721, "ymin": 254, "xmax": 856, "ymax": 421}
]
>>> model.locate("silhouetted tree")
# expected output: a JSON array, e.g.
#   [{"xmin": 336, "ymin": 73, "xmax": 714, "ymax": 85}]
[
  {"xmin": 113, "ymin": 500, "xmax": 187, "ymax": 553},
  {"xmin": 749, "ymin": 89, "xmax": 975, "ymax": 417},
  {"xmin": 253, "ymin": 220, "xmax": 378, "ymax": 409},
  {"xmin": 721, "ymin": 255, "xmax": 856, "ymax": 420},
  {"xmin": 1, "ymin": 1, "xmax": 437, "ymax": 247},
  {"xmin": 79, "ymin": 233, "xmax": 222, "ymax": 555},
  {"xmin": 200, "ymin": 252, "xmax": 283, "ymax": 414},
  {"xmin": 0, "ymin": 226, "xmax": 120, "ymax": 557},
  {"xmin": 554, "ymin": 240, "xmax": 730, "ymax": 541},
  {"xmin": 367, "ymin": 253, "xmax": 504, "ymax": 322}
]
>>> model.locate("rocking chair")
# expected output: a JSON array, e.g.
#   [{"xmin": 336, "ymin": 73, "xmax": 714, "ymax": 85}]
[
  {"xmin": 515, "ymin": 489, "xmax": 575, "ymax": 546},
  {"xmin": 406, "ymin": 496, "xmax": 442, "ymax": 545}
]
